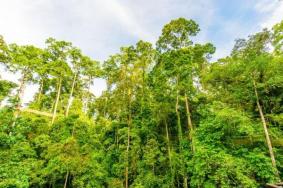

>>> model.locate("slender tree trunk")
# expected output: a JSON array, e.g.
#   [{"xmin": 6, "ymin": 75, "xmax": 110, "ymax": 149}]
[
  {"xmin": 175, "ymin": 86, "xmax": 187, "ymax": 188},
  {"xmin": 50, "ymin": 100, "xmax": 55, "ymax": 113},
  {"xmin": 185, "ymin": 93, "xmax": 195, "ymax": 153},
  {"xmin": 175, "ymin": 76, "xmax": 182, "ymax": 140},
  {"xmin": 16, "ymin": 72, "xmax": 26, "ymax": 109},
  {"xmin": 165, "ymin": 119, "xmax": 172, "ymax": 168},
  {"xmin": 165, "ymin": 118, "xmax": 176, "ymax": 186},
  {"xmin": 12, "ymin": 72, "xmax": 26, "ymax": 127},
  {"xmin": 103, "ymin": 84, "xmax": 109, "ymax": 117},
  {"xmin": 125, "ymin": 114, "xmax": 131, "ymax": 188},
  {"xmin": 125, "ymin": 89, "xmax": 132, "ymax": 188},
  {"xmin": 175, "ymin": 91, "xmax": 182, "ymax": 140},
  {"xmin": 83, "ymin": 76, "xmax": 92, "ymax": 114},
  {"xmin": 184, "ymin": 177, "xmax": 188, "ymax": 188},
  {"xmin": 116, "ymin": 126, "xmax": 119, "ymax": 148},
  {"xmin": 142, "ymin": 66, "xmax": 145, "ymax": 112},
  {"xmin": 65, "ymin": 73, "xmax": 77, "ymax": 116},
  {"xmin": 253, "ymin": 79, "xmax": 278, "ymax": 174},
  {"xmin": 125, "ymin": 120, "xmax": 130, "ymax": 188},
  {"xmin": 175, "ymin": 75, "xmax": 189, "ymax": 188},
  {"xmin": 37, "ymin": 78, "xmax": 44, "ymax": 104},
  {"xmin": 64, "ymin": 171, "xmax": 69, "ymax": 188},
  {"xmin": 51, "ymin": 77, "xmax": 62, "ymax": 125}
]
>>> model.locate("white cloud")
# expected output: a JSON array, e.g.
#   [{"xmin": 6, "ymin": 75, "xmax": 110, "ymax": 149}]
[
  {"xmin": 5, "ymin": 0, "xmax": 280, "ymax": 105},
  {"xmin": 254, "ymin": 0, "xmax": 278, "ymax": 13},
  {"xmin": 0, "ymin": 0, "xmax": 217, "ymax": 58},
  {"xmin": 255, "ymin": 0, "xmax": 283, "ymax": 28},
  {"xmin": 0, "ymin": 0, "xmax": 155, "ymax": 60},
  {"xmin": 101, "ymin": 0, "xmax": 155, "ymax": 41},
  {"xmin": 0, "ymin": 0, "xmax": 217, "ymax": 105}
]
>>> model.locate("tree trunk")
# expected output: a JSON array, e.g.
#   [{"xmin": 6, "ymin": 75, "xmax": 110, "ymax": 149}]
[
  {"xmin": 50, "ymin": 100, "xmax": 55, "ymax": 113},
  {"xmin": 51, "ymin": 77, "xmax": 62, "ymax": 125},
  {"xmin": 185, "ymin": 93, "xmax": 195, "ymax": 153},
  {"xmin": 184, "ymin": 177, "xmax": 188, "ymax": 188},
  {"xmin": 83, "ymin": 76, "xmax": 92, "ymax": 114},
  {"xmin": 125, "ymin": 89, "xmax": 132, "ymax": 188},
  {"xmin": 12, "ymin": 72, "xmax": 26, "ymax": 127},
  {"xmin": 175, "ymin": 88, "xmax": 187, "ymax": 188},
  {"xmin": 253, "ymin": 79, "xmax": 278, "ymax": 174},
  {"xmin": 116, "ymin": 126, "xmax": 119, "ymax": 148},
  {"xmin": 164, "ymin": 118, "xmax": 176, "ymax": 185},
  {"xmin": 125, "ymin": 117, "xmax": 131, "ymax": 188},
  {"xmin": 65, "ymin": 73, "xmax": 77, "ymax": 116},
  {"xmin": 37, "ymin": 78, "xmax": 44, "ymax": 104},
  {"xmin": 64, "ymin": 171, "xmax": 69, "ymax": 188},
  {"xmin": 165, "ymin": 119, "xmax": 172, "ymax": 168},
  {"xmin": 17, "ymin": 72, "xmax": 26, "ymax": 107},
  {"xmin": 175, "ymin": 76, "xmax": 182, "ymax": 141},
  {"xmin": 175, "ymin": 91, "xmax": 182, "ymax": 140}
]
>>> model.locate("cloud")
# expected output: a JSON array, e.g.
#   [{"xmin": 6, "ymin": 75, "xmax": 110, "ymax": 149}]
[
  {"xmin": 255, "ymin": 0, "xmax": 283, "ymax": 28},
  {"xmin": 0, "ymin": 0, "xmax": 218, "ymax": 59},
  {"xmin": 101, "ymin": 1, "xmax": 155, "ymax": 41},
  {"xmin": 6, "ymin": 0, "xmax": 282, "ymax": 104},
  {"xmin": 254, "ymin": 0, "xmax": 278, "ymax": 13}
]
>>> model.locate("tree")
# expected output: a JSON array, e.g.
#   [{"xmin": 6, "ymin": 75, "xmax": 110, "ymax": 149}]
[
  {"xmin": 45, "ymin": 38, "xmax": 72, "ymax": 125},
  {"xmin": 0, "ymin": 18, "xmax": 282, "ymax": 188},
  {"xmin": 202, "ymin": 29, "xmax": 282, "ymax": 178},
  {"xmin": 272, "ymin": 20, "xmax": 283, "ymax": 54},
  {"xmin": 65, "ymin": 47, "xmax": 82, "ymax": 117},
  {"xmin": 0, "ymin": 35, "xmax": 10, "ymax": 64},
  {"xmin": 9, "ymin": 44, "xmax": 43, "ymax": 125},
  {"xmin": 155, "ymin": 17, "xmax": 215, "ymax": 187},
  {"xmin": 0, "ymin": 79, "xmax": 16, "ymax": 103},
  {"xmin": 81, "ymin": 55, "xmax": 100, "ymax": 115}
]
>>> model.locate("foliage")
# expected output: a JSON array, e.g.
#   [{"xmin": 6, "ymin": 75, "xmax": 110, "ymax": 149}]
[{"xmin": 0, "ymin": 18, "xmax": 282, "ymax": 187}]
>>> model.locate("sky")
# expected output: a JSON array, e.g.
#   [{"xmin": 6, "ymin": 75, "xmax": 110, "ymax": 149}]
[{"xmin": 0, "ymin": 0, "xmax": 283, "ymax": 105}]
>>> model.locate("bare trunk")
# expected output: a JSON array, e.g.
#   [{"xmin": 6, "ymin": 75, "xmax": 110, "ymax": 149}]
[
  {"xmin": 175, "ymin": 85, "xmax": 187, "ymax": 187},
  {"xmin": 65, "ymin": 73, "xmax": 77, "ymax": 116},
  {"xmin": 64, "ymin": 171, "xmax": 69, "ymax": 188},
  {"xmin": 253, "ymin": 79, "xmax": 278, "ymax": 174},
  {"xmin": 175, "ymin": 76, "xmax": 182, "ymax": 140},
  {"xmin": 184, "ymin": 177, "xmax": 188, "ymax": 188},
  {"xmin": 165, "ymin": 119, "xmax": 172, "ymax": 167},
  {"xmin": 12, "ymin": 72, "xmax": 26, "ymax": 127},
  {"xmin": 164, "ymin": 118, "xmax": 176, "ymax": 185},
  {"xmin": 37, "ymin": 79, "xmax": 44, "ymax": 103},
  {"xmin": 16, "ymin": 73, "xmax": 26, "ymax": 109},
  {"xmin": 50, "ymin": 100, "xmax": 55, "ymax": 113},
  {"xmin": 83, "ymin": 76, "xmax": 92, "ymax": 114},
  {"xmin": 51, "ymin": 77, "xmax": 62, "ymax": 125},
  {"xmin": 125, "ymin": 89, "xmax": 132, "ymax": 188},
  {"xmin": 185, "ymin": 93, "xmax": 195, "ymax": 153},
  {"xmin": 175, "ymin": 92, "xmax": 182, "ymax": 140},
  {"xmin": 125, "ymin": 118, "xmax": 131, "ymax": 188}
]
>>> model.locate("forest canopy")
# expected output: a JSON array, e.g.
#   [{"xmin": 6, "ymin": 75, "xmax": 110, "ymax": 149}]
[{"xmin": 0, "ymin": 18, "xmax": 283, "ymax": 188}]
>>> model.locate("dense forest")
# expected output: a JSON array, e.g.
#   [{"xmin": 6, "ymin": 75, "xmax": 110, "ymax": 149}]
[{"xmin": 0, "ymin": 18, "xmax": 282, "ymax": 187}]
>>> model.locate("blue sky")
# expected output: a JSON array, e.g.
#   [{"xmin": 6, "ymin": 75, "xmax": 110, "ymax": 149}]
[{"xmin": 0, "ymin": 0, "xmax": 283, "ymax": 103}]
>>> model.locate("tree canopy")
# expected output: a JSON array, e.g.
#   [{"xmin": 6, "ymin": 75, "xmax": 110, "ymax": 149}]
[{"xmin": 0, "ymin": 18, "xmax": 283, "ymax": 188}]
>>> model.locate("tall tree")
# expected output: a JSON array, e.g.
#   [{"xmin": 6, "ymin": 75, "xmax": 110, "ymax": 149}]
[
  {"xmin": 81, "ymin": 56, "xmax": 100, "ymax": 115},
  {"xmin": 65, "ymin": 47, "xmax": 82, "ymax": 117},
  {"xmin": 45, "ymin": 38, "xmax": 72, "ymax": 125},
  {"xmin": 156, "ymin": 18, "xmax": 215, "ymax": 187},
  {"xmin": 9, "ymin": 44, "xmax": 43, "ymax": 124},
  {"xmin": 203, "ymin": 29, "xmax": 281, "ymax": 178}
]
